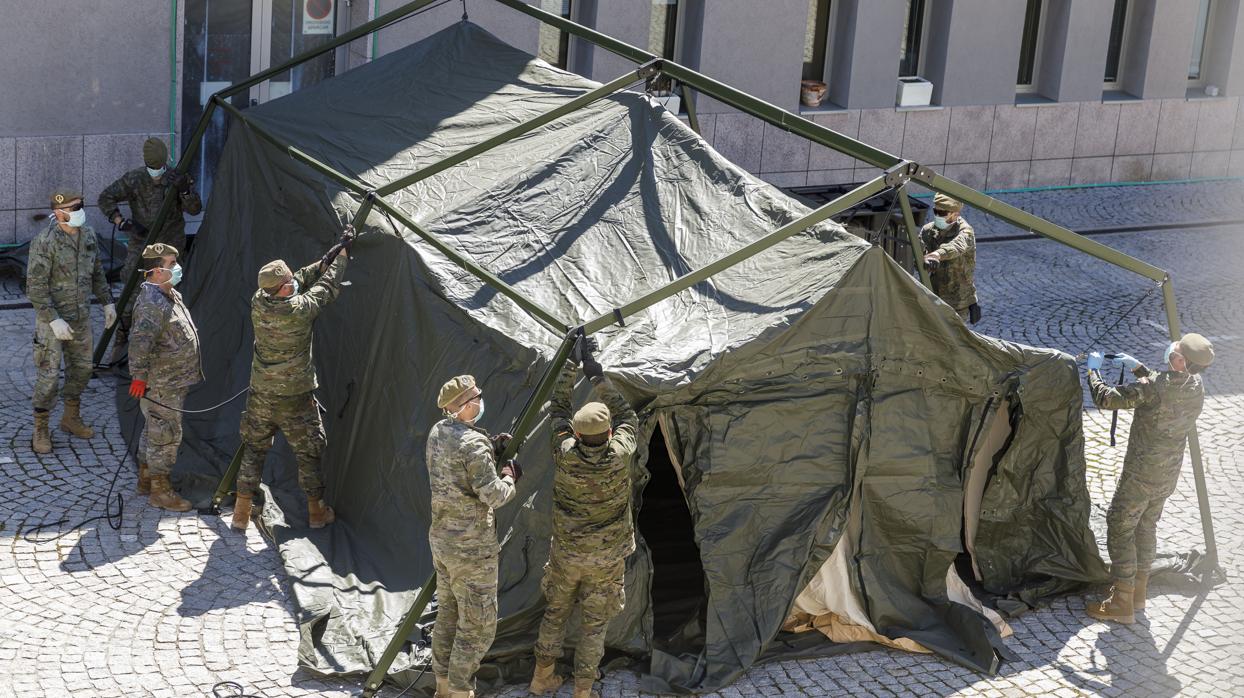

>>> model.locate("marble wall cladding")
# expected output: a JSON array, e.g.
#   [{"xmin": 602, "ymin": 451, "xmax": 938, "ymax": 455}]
[
  {"xmin": 1070, "ymin": 156, "xmax": 1113, "ymax": 185},
  {"xmin": 1073, "ymin": 102, "xmax": 1120, "ymax": 158},
  {"xmin": 15, "ymin": 136, "xmax": 82, "ymax": 209},
  {"xmin": 759, "ymin": 122, "xmax": 810, "ymax": 174},
  {"xmin": 1152, "ymin": 152, "xmax": 1193, "ymax": 180},
  {"xmin": 1112, "ymin": 155, "xmax": 1154, "ymax": 182},
  {"xmin": 900, "ymin": 109, "xmax": 951, "ymax": 167},
  {"xmin": 1192, "ymin": 98, "xmax": 1239, "ymax": 153},
  {"xmin": 808, "ymin": 111, "xmax": 862, "ymax": 172},
  {"xmin": 83, "ymin": 133, "xmax": 151, "ymax": 206},
  {"xmin": 941, "ymin": 163, "xmax": 988, "ymax": 190},
  {"xmin": 713, "ymin": 112, "xmax": 764, "ymax": 174},
  {"xmin": 1114, "ymin": 101, "xmax": 1161, "ymax": 156},
  {"xmin": 0, "ymin": 138, "xmax": 14, "ymax": 212},
  {"xmin": 0, "ymin": 210, "xmax": 14, "ymax": 245},
  {"xmin": 1032, "ymin": 103, "xmax": 1079, "ymax": 161},
  {"xmin": 1154, "ymin": 99, "xmax": 1200, "ymax": 153},
  {"xmin": 945, "ymin": 106, "xmax": 994, "ymax": 164},
  {"xmin": 1190, "ymin": 150, "xmax": 1230, "ymax": 178},
  {"xmin": 985, "ymin": 161, "xmax": 1030, "ymax": 190},
  {"xmin": 988, "ymin": 106, "xmax": 1037, "ymax": 162},
  {"xmin": 1229, "ymin": 150, "xmax": 1244, "ymax": 177},
  {"xmin": 1029, "ymin": 158, "xmax": 1073, "ymax": 187}
]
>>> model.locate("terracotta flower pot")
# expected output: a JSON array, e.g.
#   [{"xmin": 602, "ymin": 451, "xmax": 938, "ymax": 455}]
[{"xmin": 800, "ymin": 80, "xmax": 827, "ymax": 107}]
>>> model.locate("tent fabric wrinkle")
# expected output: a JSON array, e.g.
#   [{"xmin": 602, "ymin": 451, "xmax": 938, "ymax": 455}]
[{"xmin": 144, "ymin": 20, "xmax": 1108, "ymax": 694}]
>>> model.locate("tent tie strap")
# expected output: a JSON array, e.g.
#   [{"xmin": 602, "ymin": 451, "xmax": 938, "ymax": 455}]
[{"xmin": 613, "ymin": 308, "xmax": 626, "ymax": 327}]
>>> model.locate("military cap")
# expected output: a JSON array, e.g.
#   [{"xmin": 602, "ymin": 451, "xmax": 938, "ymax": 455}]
[
  {"xmin": 438, "ymin": 375, "xmax": 480, "ymax": 410},
  {"xmin": 932, "ymin": 193, "xmax": 962, "ymax": 212},
  {"xmin": 572, "ymin": 401, "xmax": 611, "ymax": 436},
  {"xmin": 50, "ymin": 188, "xmax": 83, "ymax": 208},
  {"xmin": 1179, "ymin": 333, "xmax": 1214, "ymax": 368},
  {"xmin": 143, "ymin": 138, "xmax": 169, "ymax": 168},
  {"xmin": 257, "ymin": 259, "xmax": 292, "ymax": 290},
  {"xmin": 142, "ymin": 242, "xmax": 179, "ymax": 260}
]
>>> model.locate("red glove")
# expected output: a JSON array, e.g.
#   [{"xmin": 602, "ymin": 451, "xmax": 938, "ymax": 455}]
[{"xmin": 129, "ymin": 379, "xmax": 147, "ymax": 399}]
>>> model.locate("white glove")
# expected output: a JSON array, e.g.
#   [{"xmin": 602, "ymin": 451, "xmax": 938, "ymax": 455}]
[
  {"xmin": 103, "ymin": 303, "xmax": 117, "ymax": 328},
  {"xmin": 49, "ymin": 318, "xmax": 74, "ymax": 341}
]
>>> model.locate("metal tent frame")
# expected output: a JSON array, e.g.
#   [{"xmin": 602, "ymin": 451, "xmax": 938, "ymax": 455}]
[{"xmin": 91, "ymin": 1, "xmax": 1218, "ymax": 693}]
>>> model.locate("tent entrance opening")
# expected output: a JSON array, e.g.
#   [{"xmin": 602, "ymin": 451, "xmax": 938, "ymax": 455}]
[{"xmin": 638, "ymin": 425, "xmax": 707, "ymax": 646}]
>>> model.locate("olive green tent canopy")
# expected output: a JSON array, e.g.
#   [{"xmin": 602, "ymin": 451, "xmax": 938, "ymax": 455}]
[{"xmin": 144, "ymin": 20, "xmax": 1118, "ymax": 694}]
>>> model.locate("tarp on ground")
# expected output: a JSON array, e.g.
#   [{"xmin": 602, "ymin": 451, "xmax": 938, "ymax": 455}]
[{"xmin": 137, "ymin": 21, "xmax": 1107, "ymax": 693}]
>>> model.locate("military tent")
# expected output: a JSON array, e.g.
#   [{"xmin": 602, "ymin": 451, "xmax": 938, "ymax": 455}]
[{"xmin": 146, "ymin": 21, "xmax": 1107, "ymax": 694}]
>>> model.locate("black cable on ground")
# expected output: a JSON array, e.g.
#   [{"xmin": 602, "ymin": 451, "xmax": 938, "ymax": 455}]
[{"xmin": 211, "ymin": 680, "xmax": 264, "ymax": 698}]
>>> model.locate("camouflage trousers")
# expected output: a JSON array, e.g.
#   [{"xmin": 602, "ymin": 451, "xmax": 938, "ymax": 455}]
[
  {"xmin": 534, "ymin": 552, "xmax": 626, "ymax": 680},
  {"xmin": 237, "ymin": 390, "xmax": 326, "ymax": 499},
  {"xmin": 139, "ymin": 387, "xmax": 185, "ymax": 478},
  {"xmin": 1105, "ymin": 470, "xmax": 1172, "ymax": 583},
  {"xmin": 118, "ymin": 229, "xmax": 186, "ymax": 332},
  {"xmin": 32, "ymin": 315, "xmax": 93, "ymax": 411},
  {"xmin": 431, "ymin": 549, "xmax": 499, "ymax": 692}
]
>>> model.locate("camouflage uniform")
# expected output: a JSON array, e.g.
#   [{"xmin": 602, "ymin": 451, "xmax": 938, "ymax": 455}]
[
  {"xmin": 426, "ymin": 416, "xmax": 516, "ymax": 692},
  {"xmin": 1089, "ymin": 364, "xmax": 1204, "ymax": 583},
  {"xmin": 919, "ymin": 217, "xmax": 977, "ymax": 320},
  {"xmin": 534, "ymin": 362, "xmax": 637, "ymax": 680},
  {"xmin": 130, "ymin": 282, "xmax": 203, "ymax": 477},
  {"xmin": 237, "ymin": 256, "xmax": 346, "ymax": 499},
  {"xmin": 25, "ymin": 221, "xmax": 111, "ymax": 410},
  {"xmin": 97, "ymin": 168, "xmax": 202, "ymax": 326}
]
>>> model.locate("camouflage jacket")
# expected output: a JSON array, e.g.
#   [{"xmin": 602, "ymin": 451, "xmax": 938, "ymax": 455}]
[
  {"xmin": 547, "ymin": 362, "xmax": 638, "ymax": 565},
  {"xmin": 25, "ymin": 222, "xmax": 111, "ymax": 324},
  {"xmin": 426, "ymin": 417, "xmax": 517, "ymax": 559},
  {"xmin": 129, "ymin": 283, "xmax": 203, "ymax": 390},
  {"xmin": 248, "ymin": 255, "xmax": 346, "ymax": 396},
  {"xmin": 97, "ymin": 167, "xmax": 202, "ymax": 242},
  {"xmin": 1089, "ymin": 364, "xmax": 1204, "ymax": 494},
  {"xmin": 920, "ymin": 218, "xmax": 977, "ymax": 311}
]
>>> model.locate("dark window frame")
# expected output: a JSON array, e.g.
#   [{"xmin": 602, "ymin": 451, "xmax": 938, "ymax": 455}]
[
  {"xmin": 899, "ymin": 0, "xmax": 926, "ymax": 78},
  {"xmin": 1016, "ymin": 0, "xmax": 1043, "ymax": 87},
  {"xmin": 803, "ymin": 0, "xmax": 832, "ymax": 82},
  {"xmin": 1104, "ymin": 0, "xmax": 1129, "ymax": 84}
]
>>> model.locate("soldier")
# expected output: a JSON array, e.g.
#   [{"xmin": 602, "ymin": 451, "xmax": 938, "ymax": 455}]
[
  {"xmin": 1084, "ymin": 333, "xmax": 1214, "ymax": 624},
  {"xmin": 427, "ymin": 375, "xmax": 521, "ymax": 698},
  {"xmin": 233, "ymin": 236, "xmax": 350, "ymax": 532},
  {"xmin": 529, "ymin": 339, "xmax": 636, "ymax": 698},
  {"xmin": 127, "ymin": 243, "xmax": 202, "ymax": 512},
  {"xmin": 920, "ymin": 193, "xmax": 981, "ymax": 324},
  {"xmin": 26, "ymin": 189, "xmax": 117, "ymax": 454},
  {"xmin": 98, "ymin": 137, "xmax": 202, "ymax": 360}
]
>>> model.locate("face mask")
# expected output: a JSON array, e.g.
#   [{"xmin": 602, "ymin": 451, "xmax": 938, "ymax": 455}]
[
  {"xmin": 1164, "ymin": 341, "xmax": 1178, "ymax": 366},
  {"xmin": 453, "ymin": 397, "xmax": 484, "ymax": 422},
  {"xmin": 169, "ymin": 264, "xmax": 183, "ymax": 286},
  {"xmin": 65, "ymin": 209, "xmax": 86, "ymax": 228},
  {"xmin": 933, "ymin": 216, "xmax": 949, "ymax": 230},
  {"xmin": 290, "ymin": 278, "xmax": 300, "ymax": 295},
  {"xmin": 147, "ymin": 165, "xmax": 167, "ymax": 178}
]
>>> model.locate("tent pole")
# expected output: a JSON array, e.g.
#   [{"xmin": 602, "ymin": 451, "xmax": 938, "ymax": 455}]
[
  {"xmin": 1160, "ymin": 277, "xmax": 1219, "ymax": 582},
  {"xmin": 579, "ymin": 167, "xmax": 903, "ymax": 334},
  {"xmin": 93, "ymin": 98, "xmax": 220, "ymax": 365},
  {"xmin": 361, "ymin": 329, "xmax": 581, "ymax": 698},
  {"xmin": 376, "ymin": 61, "xmax": 661, "ymax": 196},
  {"xmin": 680, "ymin": 83, "xmax": 700, "ymax": 135},
  {"xmin": 895, "ymin": 185, "xmax": 931, "ymax": 289}
]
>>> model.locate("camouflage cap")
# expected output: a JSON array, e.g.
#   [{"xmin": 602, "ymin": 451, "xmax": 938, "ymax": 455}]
[
  {"xmin": 933, "ymin": 193, "xmax": 963, "ymax": 212},
  {"xmin": 437, "ymin": 375, "xmax": 480, "ymax": 410},
  {"xmin": 143, "ymin": 138, "xmax": 169, "ymax": 168},
  {"xmin": 257, "ymin": 259, "xmax": 292, "ymax": 290},
  {"xmin": 1179, "ymin": 333, "xmax": 1214, "ymax": 368},
  {"xmin": 572, "ymin": 401, "xmax": 611, "ymax": 436},
  {"xmin": 142, "ymin": 242, "xmax": 179, "ymax": 260},
  {"xmin": 50, "ymin": 188, "xmax": 83, "ymax": 208}
]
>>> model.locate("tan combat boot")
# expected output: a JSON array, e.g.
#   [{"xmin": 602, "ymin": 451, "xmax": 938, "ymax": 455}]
[
  {"xmin": 1086, "ymin": 582, "xmax": 1135, "ymax": 624},
  {"xmin": 136, "ymin": 462, "xmax": 152, "ymax": 495},
  {"xmin": 434, "ymin": 675, "xmax": 450, "ymax": 698},
  {"xmin": 59, "ymin": 398, "xmax": 94, "ymax": 439},
  {"xmin": 148, "ymin": 474, "xmax": 192, "ymax": 512},
  {"xmin": 1133, "ymin": 573, "xmax": 1149, "ymax": 611},
  {"xmin": 232, "ymin": 494, "xmax": 253, "ymax": 531},
  {"xmin": 32, "ymin": 410, "xmax": 52, "ymax": 454},
  {"xmin": 528, "ymin": 658, "xmax": 564, "ymax": 694},
  {"xmin": 573, "ymin": 678, "xmax": 599, "ymax": 698},
  {"xmin": 308, "ymin": 497, "xmax": 336, "ymax": 529}
]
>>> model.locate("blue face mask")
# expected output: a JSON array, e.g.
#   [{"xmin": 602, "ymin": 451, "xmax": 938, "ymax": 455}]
[
  {"xmin": 169, "ymin": 263, "xmax": 183, "ymax": 286},
  {"xmin": 1164, "ymin": 341, "xmax": 1178, "ymax": 366},
  {"xmin": 933, "ymin": 216, "xmax": 949, "ymax": 230},
  {"xmin": 147, "ymin": 165, "xmax": 167, "ymax": 178}
]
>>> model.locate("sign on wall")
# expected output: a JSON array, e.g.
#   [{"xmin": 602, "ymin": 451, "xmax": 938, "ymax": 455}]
[{"xmin": 303, "ymin": 0, "xmax": 336, "ymax": 35}]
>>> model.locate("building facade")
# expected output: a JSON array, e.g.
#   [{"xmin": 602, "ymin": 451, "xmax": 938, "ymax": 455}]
[{"xmin": 3, "ymin": 0, "xmax": 1244, "ymax": 246}]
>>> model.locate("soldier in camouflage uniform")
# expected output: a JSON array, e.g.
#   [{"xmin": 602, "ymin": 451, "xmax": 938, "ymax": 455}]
[
  {"xmin": 427, "ymin": 374, "xmax": 521, "ymax": 698},
  {"xmin": 98, "ymin": 138, "xmax": 202, "ymax": 358},
  {"xmin": 25, "ymin": 188, "xmax": 117, "ymax": 454},
  {"xmin": 919, "ymin": 193, "xmax": 980, "ymax": 324},
  {"xmin": 530, "ymin": 339, "xmax": 636, "ymax": 698},
  {"xmin": 233, "ymin": 247, "xmax": 348, "ymax": 531},
  {"xmin": 1084, "ymin": 333, "xmax": 1214, "ymax": 624},
  {"xmin": 127, "ymin": 243, "xmax": 202, "ymax": 512}
]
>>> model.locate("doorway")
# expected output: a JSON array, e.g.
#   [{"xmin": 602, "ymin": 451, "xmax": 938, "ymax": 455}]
[
  {"xmin": 181, "ymin": 0, "xmax": 339, "ymax": 202},
  {"xmin": 637, "ymin": 421, "xmax": 707, "ymax": 651}
]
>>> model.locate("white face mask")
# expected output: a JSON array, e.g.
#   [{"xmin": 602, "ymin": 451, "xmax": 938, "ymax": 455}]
[
  {"xmin": 452, "ymin": 397, "xmax": 484, "ymax": 422},
  {"xmin": 147, "ymin": 165, "xmax": 167, "ymax": 178},
  {"xmin": 933, "ymin": 215, "xmax": 949, "ymax": 230},
  {"xmin": 1164, "ymin": 341, "xmax": 1179, "ymax": 367},
  {"xmin": 64, "ymin": 208, "xmax": 86, "ymax": 228}
]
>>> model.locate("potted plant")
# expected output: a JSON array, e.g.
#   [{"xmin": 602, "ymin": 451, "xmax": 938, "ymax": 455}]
[{"xmin": 801, "ymin": 80, "xmax": 827, "ymax": 108}]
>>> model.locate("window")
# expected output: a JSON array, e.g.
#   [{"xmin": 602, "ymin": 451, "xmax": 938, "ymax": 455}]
[
  {"xmin": 537, "ymin": 0, "xmax": 572, "ymax": 69},
  {"xmin": 899, "ymin": 0, "xmax": 926, "ymax": 77},
  {"xmin": 648, "ymin": 1, "xmax": 680, "ymax": 94},
  {"xmin": 1103, "ymin": 0, "xmax": 1129, "ymax": 84},
  {"xmin": 1188, "ymin": 0, "xmax": 1212, "ymax": 81},
  {"xmin": 803, "ymin": 0, "xmax": 831, "ymax": 82},
  {"xmin": 1016, "ymin": 0, "xmax": 1043, "ymax": 87}
]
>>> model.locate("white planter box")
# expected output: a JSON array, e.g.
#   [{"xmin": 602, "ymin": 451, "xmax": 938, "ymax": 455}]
[
  {"xmin": 653, "ymin": 93, "xmax": 681, "ymax": 114},
  {"xmin": 896, "ymin": 77, "xmax": 933, "ymax": 107}
]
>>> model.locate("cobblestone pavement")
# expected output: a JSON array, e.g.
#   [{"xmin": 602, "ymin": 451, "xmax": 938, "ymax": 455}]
[{"xmin": 1, "ymin": 201, "xmax": 1242, "ymax": 697}]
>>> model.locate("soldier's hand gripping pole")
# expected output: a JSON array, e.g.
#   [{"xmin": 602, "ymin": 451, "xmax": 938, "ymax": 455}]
[{"xmin": 360, "ymin": 329, "xmax": 582, "ymax": 697}]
